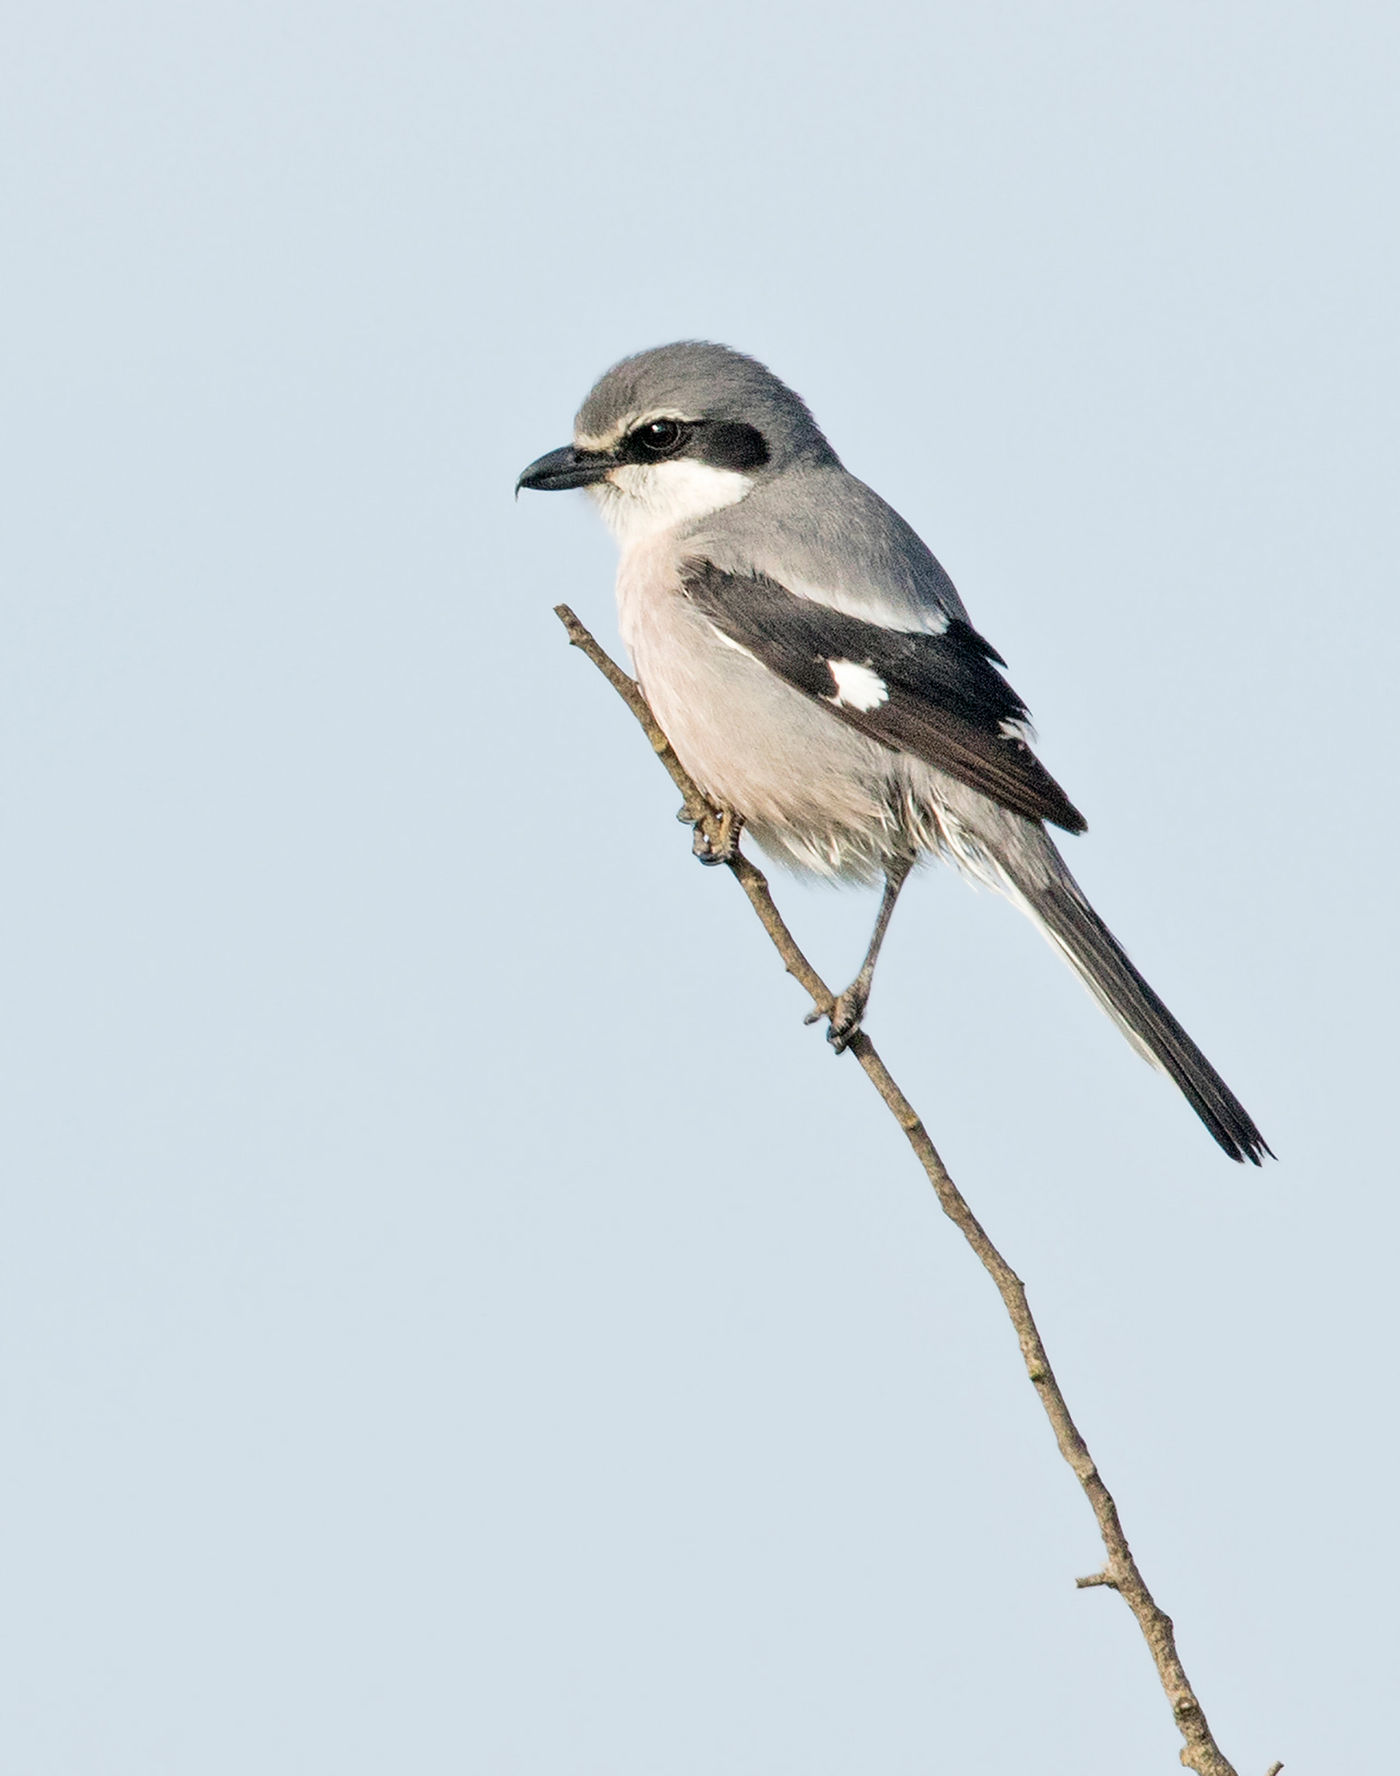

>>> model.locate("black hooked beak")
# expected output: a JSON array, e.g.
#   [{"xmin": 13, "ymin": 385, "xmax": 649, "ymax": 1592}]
[{"xmin": 515, "ymin": 444, "xmax": 613, "ymax": 494}]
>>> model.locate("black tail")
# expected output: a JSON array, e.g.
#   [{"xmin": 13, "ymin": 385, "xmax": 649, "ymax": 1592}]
[{"xmin": 1015, "ymin": 862, "xmax": 1271, "ymax": 1165}]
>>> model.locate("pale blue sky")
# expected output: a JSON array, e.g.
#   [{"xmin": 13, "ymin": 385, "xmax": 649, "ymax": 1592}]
[{"xmin": 3, "ymin": 3, "xmax": 1396, "ymax": 1771}]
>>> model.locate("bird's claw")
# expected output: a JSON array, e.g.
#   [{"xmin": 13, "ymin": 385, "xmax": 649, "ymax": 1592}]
[
  {"xmin": 804, "ymin": 987, "xmax": 868, "ymax": 1052},
  {"xmin": 693, "ymin": 825, "xmax": 726, "ymax": 865},
  {"xmin": 690, "ymin": 808, "xmax": 744, "ymax": 867}
]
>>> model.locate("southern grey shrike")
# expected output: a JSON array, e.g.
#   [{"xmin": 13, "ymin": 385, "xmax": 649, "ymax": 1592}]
[{"xmin": 518, "ymin": 342, "xmax": 1269, "ymax": 1164}]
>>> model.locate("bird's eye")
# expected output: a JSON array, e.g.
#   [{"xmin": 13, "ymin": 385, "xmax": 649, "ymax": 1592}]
[{"xmin": 638, "ymin": 419, "xmax": 686, "ymax": 456}]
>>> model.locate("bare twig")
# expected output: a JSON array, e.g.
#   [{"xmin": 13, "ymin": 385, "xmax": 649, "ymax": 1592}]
[{"xmin": 555, "ymin": 604, "xmax": 1273, "ymax": 1776}]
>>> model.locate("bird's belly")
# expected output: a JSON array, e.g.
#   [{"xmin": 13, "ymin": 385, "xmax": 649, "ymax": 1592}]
[{"xmin": 616, "ymin": 550, "xmax": 924, "ymax": 879}]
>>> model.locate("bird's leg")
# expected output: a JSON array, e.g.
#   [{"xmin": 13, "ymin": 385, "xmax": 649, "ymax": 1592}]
[
  {"xmin": 689, "ymin": 805, "xmax": 745, "ymax": 866},
  {"xmin": 806, "ymin": 856, "xmax": 913, "ymax": 1051}
]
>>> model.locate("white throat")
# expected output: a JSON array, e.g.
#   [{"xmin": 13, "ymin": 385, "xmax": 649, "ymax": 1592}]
[{"xmin": 589, "ymin": 459, "xmax": 754, "ymax": 546}]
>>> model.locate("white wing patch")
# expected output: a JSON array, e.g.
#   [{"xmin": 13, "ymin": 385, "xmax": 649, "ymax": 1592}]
[{"xmin": 825, "ymin": 658, "xmax": 890, "ymax": 712}]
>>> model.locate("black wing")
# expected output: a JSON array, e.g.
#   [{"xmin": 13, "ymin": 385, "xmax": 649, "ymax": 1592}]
[{"xmin": 680, "ymin": 559, "xmax": 1086, "ymax": 833}]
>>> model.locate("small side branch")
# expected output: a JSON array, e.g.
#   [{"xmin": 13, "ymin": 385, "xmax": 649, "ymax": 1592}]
[{"xmin": 555, "ymin": 605, "xmax": 1263, "ymax": 1776}]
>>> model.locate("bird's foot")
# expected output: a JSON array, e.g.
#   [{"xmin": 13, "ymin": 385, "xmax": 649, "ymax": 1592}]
[
  {"xmin": 804, "ymin": 982, "xmax": 869, "ymax": 1053},
  {"xmin": 690, "ymin": 807, "xmax": 744, "ymax": 867}
]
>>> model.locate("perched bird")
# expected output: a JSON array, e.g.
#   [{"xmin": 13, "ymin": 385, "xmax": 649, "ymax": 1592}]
[{"xmin": 518, "ymin": 342, "xmax": 1269, "ymax": 1163}]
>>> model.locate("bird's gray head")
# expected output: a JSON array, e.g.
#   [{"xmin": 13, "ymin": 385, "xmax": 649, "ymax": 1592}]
[{"xmin": 517, "ymin": 342, "xmax": 839, "ymax": 543}]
